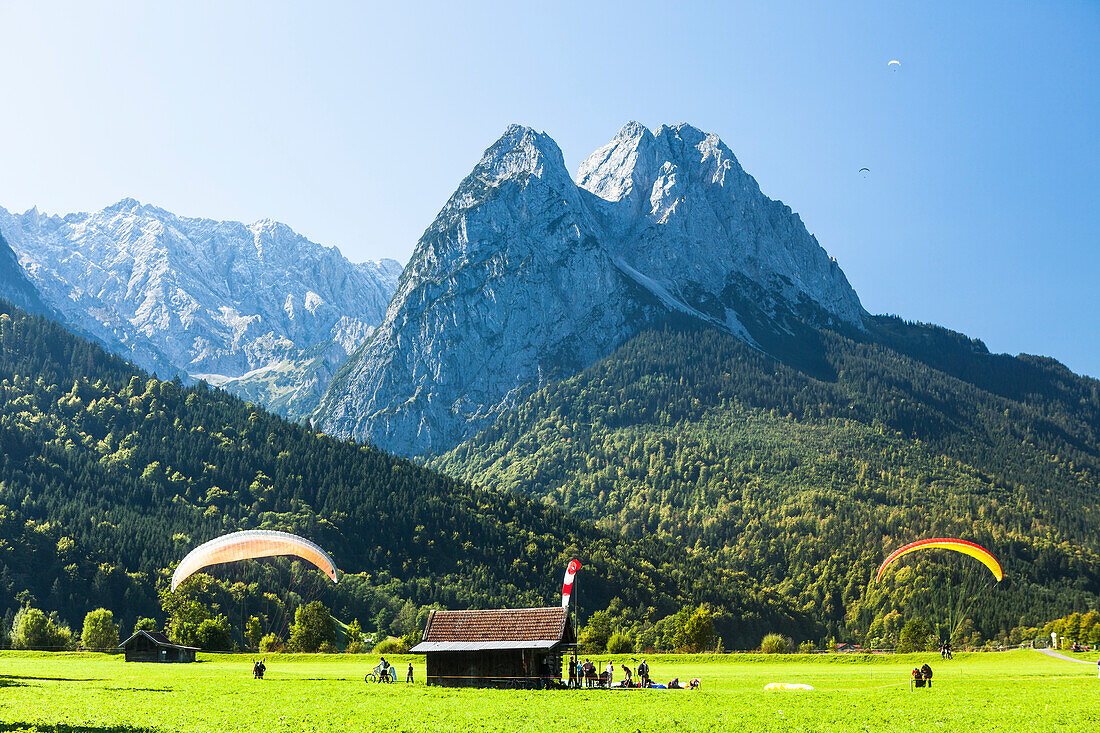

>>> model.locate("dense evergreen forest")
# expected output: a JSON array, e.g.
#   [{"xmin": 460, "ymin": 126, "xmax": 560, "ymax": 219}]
[
  {"xmin": 3, "ymin": 295, "xmax": 1098, "ymax": 652},
  {"xmin": 433, "ymin": 317, "xmax": 1100, "ymax": 646},
  {"xmin": 0, "ymin": 301, "xmax": 812, "ymax": 649}
]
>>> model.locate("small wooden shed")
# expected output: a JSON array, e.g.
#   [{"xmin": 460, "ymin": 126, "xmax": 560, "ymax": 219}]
[
  {"xmin": 119, "ymin": 630, "xmax": 199, "ymax": 663},
  {"xmin": 410, "ymin": 606, "xmax": 575, "ymax": 688}
]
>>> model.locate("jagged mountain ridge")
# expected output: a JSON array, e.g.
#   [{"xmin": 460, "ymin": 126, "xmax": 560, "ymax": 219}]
[
  {"xmin": 579, "ymin": 122, "xmax": 863, "ymax": 327},
  {"xmin": 0, "ymin": 200, "xmax": 402, "ymax": 414},
  {"xmin": 315, "ymin": 122, "xmax": 866, "ymax": 456}
]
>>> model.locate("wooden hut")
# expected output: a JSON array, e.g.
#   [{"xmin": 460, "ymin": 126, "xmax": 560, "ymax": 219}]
[
  {"xmin": 410, "ymin": 606, "xmax": 575, "ymax": 688},
  {"xmin": 119, "ymin": 630, "xmax": 199, "ymax": 662}
]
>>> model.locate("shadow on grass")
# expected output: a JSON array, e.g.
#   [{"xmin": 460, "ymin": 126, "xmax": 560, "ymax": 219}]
[
  {"xmin": 0, "ymin": 674, "xmax": 106, "ymax": 683},
  {"xmin": 0, "ymin": 725, "xmax": 160, "ymax": 733}
]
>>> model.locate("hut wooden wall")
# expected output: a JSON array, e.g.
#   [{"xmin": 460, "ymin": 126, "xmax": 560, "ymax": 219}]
[{"xmin": 426, "ymin": 649, "xmax": 562, "ymax": 688}]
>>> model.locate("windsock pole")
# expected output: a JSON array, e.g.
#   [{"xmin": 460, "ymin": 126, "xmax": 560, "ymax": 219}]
[{"xmin": 561, "ymin": 559, "xmax": 582, "ymax": 677}]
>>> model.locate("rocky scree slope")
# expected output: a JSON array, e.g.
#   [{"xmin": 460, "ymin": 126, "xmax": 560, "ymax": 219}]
[
  {"xmin": 0, "ymin": 200, "xmax": 401, "ymax": 417},
  {"xmin": 316, "ymin": 122, "xmax": 865, "ymax": 456}
]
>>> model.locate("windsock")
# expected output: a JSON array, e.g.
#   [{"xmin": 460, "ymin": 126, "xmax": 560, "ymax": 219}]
[{"xmin": 561, "ymin": 559, "xmax": 581, "ymax": 609}]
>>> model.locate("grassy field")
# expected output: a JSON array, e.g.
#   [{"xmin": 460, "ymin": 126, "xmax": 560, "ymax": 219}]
[{"xmin": 1, "ymin": 650, "xmax": 1098, "ymax": 732}]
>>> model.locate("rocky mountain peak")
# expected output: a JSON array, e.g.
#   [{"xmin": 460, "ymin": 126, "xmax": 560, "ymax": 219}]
[
  {"xmin": 105, "ymin": 197, "xmax": 141, "ymax": 212},
  {"xmin": 577, "ymin": 121, "xmax": 659, "ymax": 208},
  {"xmin": 577, "ymin": 122, "xmax": 864, "ymax": 327},
  {"xmin": 478, "ymin": 124, "xmax": 571, "ymax": 185},
  {"xmin": 315, "ymin": 122, "xmax": 868, "ymax": 457}
]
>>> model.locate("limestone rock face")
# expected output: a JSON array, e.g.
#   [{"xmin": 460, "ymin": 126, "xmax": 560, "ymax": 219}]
[
  {"xmin": 579, "ymin": 123, "xmax": 864, "ymax": 327},
  {"xmin": 316, "ymin": 123, "xmax": 866, "ymax": 457}
]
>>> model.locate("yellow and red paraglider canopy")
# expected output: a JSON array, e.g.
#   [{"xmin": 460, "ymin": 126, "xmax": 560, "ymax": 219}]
[{"xmin": 876, "ymin": 538, "xmax": 1003, "ymax": 583}]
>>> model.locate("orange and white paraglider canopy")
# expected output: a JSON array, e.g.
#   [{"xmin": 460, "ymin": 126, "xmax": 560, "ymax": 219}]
[{"xmin": 171, "ymin": 529, "xmax": 338, "ymax": 591}]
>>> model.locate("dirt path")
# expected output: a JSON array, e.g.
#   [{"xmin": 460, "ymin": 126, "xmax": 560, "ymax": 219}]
[{"xmin": 1034, "ymin": 648, "xmax": 1096, "ymax": 665}]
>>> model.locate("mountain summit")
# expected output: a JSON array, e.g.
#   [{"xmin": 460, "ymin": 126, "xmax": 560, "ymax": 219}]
[
  {"xmin": 315, "ymin": 123, "xmax": 865, "ymax": 456},
  {"xmin": 579, "ymin": 123, "xmax": 864, "ymax": 326}
]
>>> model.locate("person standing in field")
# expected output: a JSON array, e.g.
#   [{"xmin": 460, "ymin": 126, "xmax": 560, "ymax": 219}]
[
  {"xmin": 407, "ymin": 663, "xmax": 414, "ymax": 683},
  {"xmin": 605, "ymin": 660, "xmax": 614, "ymax": 687},
  {"xmin": 638, "ymin": 659, "xmax": 650, "ymax": 687},
  {"xmin": 568, "ymin": 657, "xmax": 578, "ymax": 688}
]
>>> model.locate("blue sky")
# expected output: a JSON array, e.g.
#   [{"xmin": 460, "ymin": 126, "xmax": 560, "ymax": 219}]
[{"xmin": 0, "ymin": 1, "xmax": 1097, "ymax": 376}]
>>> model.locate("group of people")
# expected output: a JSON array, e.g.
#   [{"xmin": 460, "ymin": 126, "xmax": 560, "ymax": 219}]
[
  {"xmin": 939, "ymin": 642, "xmax": 953, "ymax": 659},
  {"xmin": 910, "ymin": 663, "xmax": 934, "ymax": 688},
  {"xmin": 569, "ymin": 657, "xmax": 648, "ymax": 688},
  {"xmin": 375, "ymin": 656, "xmax": 415, "ymax": 683},
  {"xmin": 565, "ymin": 658, "xmax": 698, "ymax": 690},
  {"xmin": 253, "ymin": 656, "xmax": 415, "ymax": 683}
]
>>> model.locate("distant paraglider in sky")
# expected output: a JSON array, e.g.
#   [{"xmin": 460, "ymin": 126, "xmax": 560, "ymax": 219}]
[
  {"xmin": 859, "ymin": 167, "xmax": 871, "ymax": 178},
  {"xmin": 171, "ymin": 529, "xmax": 339, "ymax": 591},
  {"xmin": 888, "ymin": 59, "xmax": 902, "ymax": 70}
]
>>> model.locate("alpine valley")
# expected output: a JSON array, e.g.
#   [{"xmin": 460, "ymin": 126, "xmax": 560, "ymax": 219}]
[{"xmin": 1, "ymin": 122, "xmax": 1098, "ymax": 649}]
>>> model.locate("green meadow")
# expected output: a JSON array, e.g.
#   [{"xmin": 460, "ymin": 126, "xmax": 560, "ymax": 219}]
[{"xmin": 0, "ymin": 650, "xmax": 1097, "ymax": 732}]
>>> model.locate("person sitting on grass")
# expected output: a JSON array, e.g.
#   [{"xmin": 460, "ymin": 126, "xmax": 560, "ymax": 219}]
[
  {"xmin": 688, "ymin": 678, "xmax": 700, "ymax": 689},
  {"xmin": 668, "ymin": 678, "xmax": 681, "ymax": 689},
  {"xmin": 621, "ymin": 664, "xmax": 632, "ymax": 687}
]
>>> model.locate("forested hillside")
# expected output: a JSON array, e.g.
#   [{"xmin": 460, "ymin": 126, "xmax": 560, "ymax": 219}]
[
  {"xmin": 0, "ymin": 301, "xmax": 810, "ymax": 648},
  {"xmin": 433, "ymin": 318, "xmax": 1100, "ymax": 645}
]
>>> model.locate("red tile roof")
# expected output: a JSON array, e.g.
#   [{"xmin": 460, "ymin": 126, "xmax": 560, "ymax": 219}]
[
  {"xmin": 422, "ymin": 607, "xmax": 569, "ymax": 644},
  {"xmin": 117, "ymin": 629, "xmax": 200, "ymax": 651}
]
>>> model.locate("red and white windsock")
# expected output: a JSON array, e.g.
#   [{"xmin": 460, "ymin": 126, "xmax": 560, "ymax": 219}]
[{"xmin": 561, "ymin": 559, "xmax": 581, "ymax": 609}]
